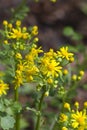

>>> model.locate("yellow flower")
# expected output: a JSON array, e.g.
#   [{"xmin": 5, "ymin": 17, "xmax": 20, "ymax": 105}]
[
  {"xmin": 32, "ymin": 25, "xmax": 38, "ymax": 35},
  {"xmin": 31, "ymin": 47, "xmax": 43, "ymax": 56},
  {"xmin": 77, "ymin": 76, "xmax": 81, "ymax": 81},
  {"xmin": 59, "ymin": 113, "xmax": 68, "ymax": 122},
  {"xmin": 63, "ymin": 69, "xmax": 68, "ymax": 75},
  {"xmin": 8, "ymin": 28, "xmax": 22, "ymax": 39},
  {"xmin": 3, "ymin": 20, "xmax": 8, "ymax": 26},
  {"xmin": 62, "ymin": 127, "xmax": 68, "ymax": 130},
  {"xmin": 4, "ymin": 40, "xmax": 8, "ymax": 44},
  {"xmin": 0, "ymin": 80, "xmax": 9, "ymax": 96},
  {"xmin": 22, "ymin": 33, "xmax": 29, "ymax": 39},
  {"xmin": 74, "ymin": 101, "xmax": 79, "ymax": 108},
  {"xmin": 64, "ymin": 102, "xmax": 70, "ymax": 110},
  {"xmin": 8, "ymin": 23, "xmax": 12, "ymax": 29},
  {"xmin": 47, "ymin": 78, "xmax": 53, "ymax": 84},
  {"xmin": 45, "ymin": 49, "xmax": 57, "ymax": 58},
  {"xmin": 15, "ymin": 53, "xmax": 22, "ymax": 59},
  {"xmin": 79, "ymin": 70, "xmax": 84, "ymax": 76},
  {"xmin": 72, "ymin": 74, "xmax": 77, "ymax": 81},
  {"xmin": 57, "ymin": 46, "xmax": 74, "ymax": 61},
  {"xmin": 69, "ymin": 57, "xmax": 74, "ymax": 62},
  {"xmin": 16, "ymin": 20, "xmax": 21, "ymax": 26},
  {"xmin": 41, "ymin": 59, "xmax": 62, "ymax": 77},
  {"xmin": 84, "ymin": 101, "xmax": 87, "ymax": 108},
  {"xmin": 25, "ymin": 64, "xmax": 39, "ymax": 82},
  {"xmin": 71, "ymin": 111, "xmax": 87, "ymax": 129},
  {"xmin": 14, "ymin": 69, "xmax": 23, "ymax": 89}
]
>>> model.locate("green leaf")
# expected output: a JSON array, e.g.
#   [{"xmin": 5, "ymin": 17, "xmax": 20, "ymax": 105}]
[
  {"xmin": 0, "ymin": 104, "xmax": 5, "ymax": 112},
  {"xmin": 1, "ymin": 115, "xmax": 15, "ymax": 130},
  {"xmin": 63, "ymin": 26, "xmax": 75, "ymax": 36},
  {"xmin": 12, "ymin": 101, "xmax": 22, "ymax": 114}
]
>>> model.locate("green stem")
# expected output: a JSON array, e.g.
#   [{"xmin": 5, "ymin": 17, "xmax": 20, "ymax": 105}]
[
  {"xmin": 35, "ymin": 92, "xmax": 45, "ymax": 130},
  {"xmin": 14, "ymin": 88, "xmax": 20, "ymax": 130}
]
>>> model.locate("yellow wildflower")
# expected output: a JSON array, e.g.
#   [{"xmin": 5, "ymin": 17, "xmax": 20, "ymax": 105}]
[
  {"xmin": 32, "ymin": 25, "xmax": 38, "ymax": 35},
  {"xmin": 8, "ymin": 23, "xmax": 12, "ymax": 29},
  {"xmin": 77, "ymin": 76, "xmax": 81, "ymax": 81},
  {"xmin": 0, "ymin": 80, "xmax": 9, "ymax": 96},
  {"xmin": 29, "ymin": 46, "xmax": 43, "ymax": 58},
  {"xmin": 74, "ymin": 101, "xmax": 79, "ymax": 108},
  {"xmin": 15, "ymin": 53, "xmax": 22, "ymax": 59},
  {"xmin": 25, "ymin": 65, "xmax": 39, "ymax": 82},
  {"xmin": 14, "ymin": 69, "xmax": 23, "ymax": 89},
  {"xmin": 64, "ymin": 102, "xmax": 70, "ymax": 110},
  {"xmin": 4, "ymin": 40, "xmax": 8, "ymax": 44},
  {"xmin": 71, "ymin": 111, "xmax": 87, "ymax": 129},
  {"xmin": 22, "ymin": 27, "xmax": 27, "ymax": 32},
  {"xmin": 47, "ymin": 78, "xmax": 53, "ymax": 84},
  {"xmin": 59, "ymin": 113, "xmax": 68, "ymax": 122},
  {"xmin": 45, "ymin": 49, "xmax": 57, "ymax": 58},
  {"xmin": 69, "ymin": 57, "xmax": 74, "ymax": 62},
  {"xmin": 79, "ymin": 70, "xmax": 84, "ymax": 76},
  {"xmin": 16, "ymin": 20, "xmax": 21, "ymax": 26},
  {"xmin": 22, "ymin": 33, "xmax": 29, "ymax": 39},
  {"xmin": 62, "ymin": 127, "xmax": 68, "ymax": 130},
  {"xmin": 63, "ymin": 69, "xmax": 68, "ymax": 75},
  {"xmin": 8, "ymin": 28, "xmax": 22, "ymax": 39},
  {"xmin": 3, "ymin": 20, "xmax": 8, "ymax": 26},
  {"xmin": 72, "ymin": 74, "xmax": 77, "ymax": 81},
  {"xmin": 84, "ymin": 101, "xmax": 87, "ymax": 108},
  {"xmin": 41, "ymin": 59, "xmax": 62, "ymax": 77},
  {"xmin": 57, "ymin": 46, "xmax": 74, "ymax": 61}
]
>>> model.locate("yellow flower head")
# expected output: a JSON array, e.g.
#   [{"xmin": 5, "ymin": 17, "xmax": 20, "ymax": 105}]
[
  {"xmin": 59, "ymin": 113, "xmax": 68, "ymax": 122},
  {"xmin": 3, "ymin": 20, "xmax": 8, "ymax": 26},
  {"xmin": 14, "ymin": 69, "xmax": 23, "ymax": 89},
  {"xmin": 8, "ymin": 23, "xmax": 12, "ymax": 29},
  {"xmin": 4, "ymin": 40, "xmax": 8, "ymax": 44},
  {"xmin": 77, "ymin": 76, "xmax": 81, "ymax": 81},
  {"xmin": 8, "ymin": 28, "xmax": 22, "ymax": 39},
  {"xmin": 15, "ymin": 53, "xmax": 22, "ymax": 59},
  {"xmin": 57, "ymin": 46, "xmax": 74, "ymax": 61},
  {"xmin": 74, "ymin": 101, "xmax": 79, "ymax": 109},
  {"xmin": 47, "ymin": 78, "xmax": 53, "ymax": 84},
  {"xmin": 71, "ymin": 111, "xmax": 87, "ymax": 129},
  {"xmin": 84, "ymin": 101, "xmax": 87, "ymax": 108},
  {"xmin": 16, "ymin": 20, "xmax": 21, "ymax": 26},
  {"xmin": 64, "ymin": 102, "xmax": 70, "ymax": 110},
  {"xmin": 63, "ymin": 69, "xmax": 68, "ymax": 75},
  {"xmin": 0, "ymin": 80, "xmax": 9, "ymax": 96},
  {"xmin": 40, "ymin": 59, "xmax": 62, "ymax": 77},
  {"xmin": 72, "ymin": 74, "xmax": 77, "ymax": 81},
  {"xmin": 79, "ymin": 70, "xmax": 84, "ymax": 76},
  {"xmin": 62, "ymin": 127, "xmax": 68, "ymax": 130},
  {"xmin": 32, "ymin": 25, "xmax": 38, "ymax": 35}
]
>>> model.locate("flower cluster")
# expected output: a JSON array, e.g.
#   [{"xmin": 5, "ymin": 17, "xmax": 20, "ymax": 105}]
[
  {"xmin": 1, "ymin": 20, "xmax": 74, "ymax": 97},
  {"xmin": 58, "ymin": 102, "xmax": 87, "ymax": 130}
]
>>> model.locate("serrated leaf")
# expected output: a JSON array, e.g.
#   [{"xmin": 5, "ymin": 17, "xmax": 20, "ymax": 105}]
[{"xmin": 1, "ymin": 115, "xmax": 15, "ymax": 130}]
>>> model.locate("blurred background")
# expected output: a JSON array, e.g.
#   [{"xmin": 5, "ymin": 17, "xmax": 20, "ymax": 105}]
[{"xmin": 0, "ymin": 0, "xmax": 87, "ymax": 50}]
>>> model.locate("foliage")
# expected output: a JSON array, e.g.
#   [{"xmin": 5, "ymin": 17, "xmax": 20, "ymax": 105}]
[{"xmin": 0, "ymin": 1, "xmax": 86, "ymax": 130}]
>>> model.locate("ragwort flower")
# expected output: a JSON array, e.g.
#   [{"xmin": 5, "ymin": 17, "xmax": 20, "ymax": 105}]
[
  {"xmin": 71, "ymin": 111, "xmax": 87, "ymax": 129},
  {"xmin": 57, "ymin": 46, "xmax": 74, "ymax": 61},
  {"xmin": 0, "ymin": 80, "xmax": 9, "ymax": 96},
  {"xmin": 40, "ymin": 59, "xmax": 62, "ymax": 77}
]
